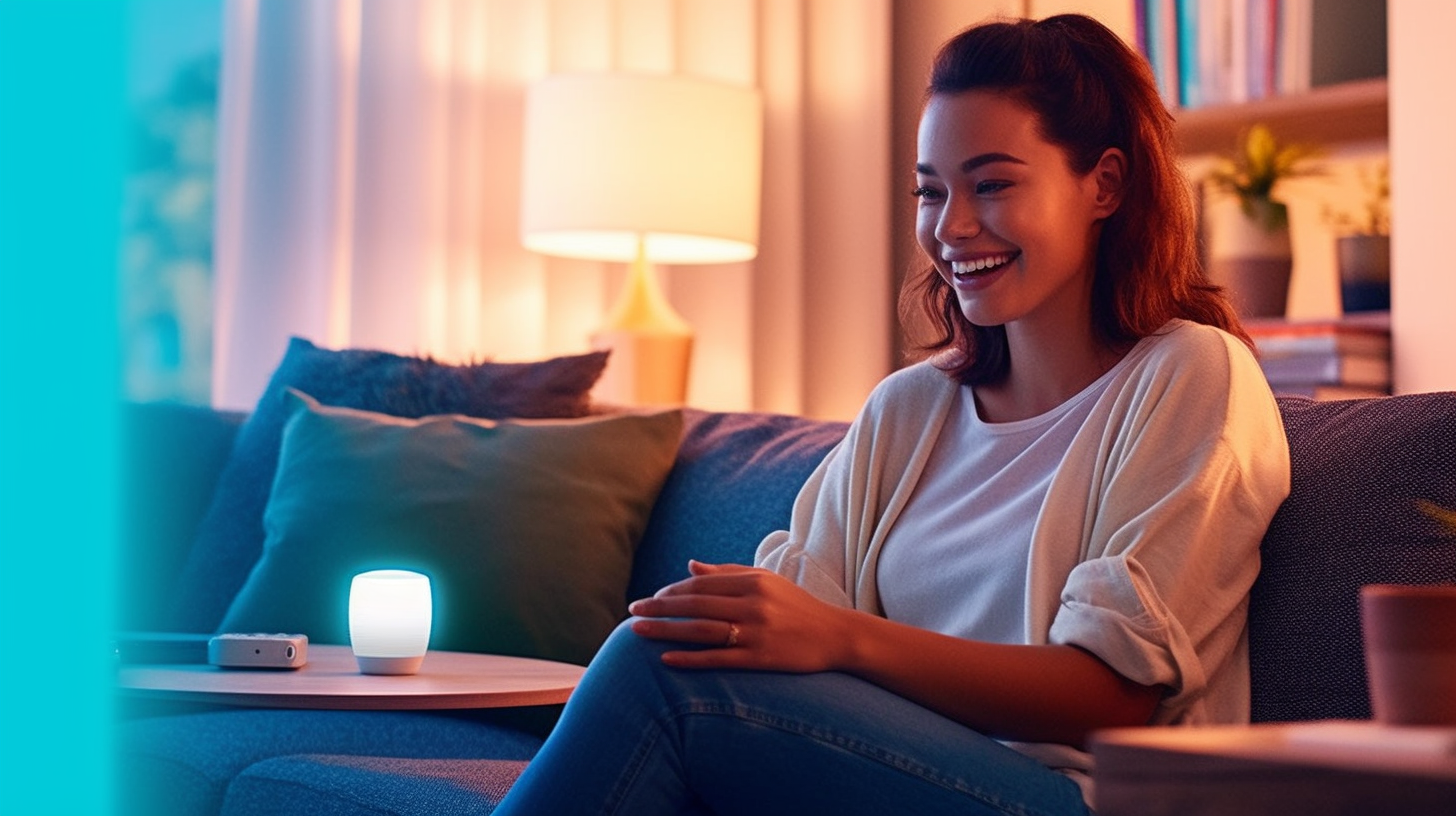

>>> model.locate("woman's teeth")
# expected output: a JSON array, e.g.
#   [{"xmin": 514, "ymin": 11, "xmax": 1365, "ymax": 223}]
[{"xmin": 951, "ymin": 254, "xmax": 1015, "ymax": 276}]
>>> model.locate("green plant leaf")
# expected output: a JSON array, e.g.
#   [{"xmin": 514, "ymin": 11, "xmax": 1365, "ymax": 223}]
[
  {"xmin": 1417, "ymin": 500, "xmax": 1456, "ymax": 534},
  {"xmin": 1206, "ymin": 123, "xmax": 1321, "ymax": 204}
]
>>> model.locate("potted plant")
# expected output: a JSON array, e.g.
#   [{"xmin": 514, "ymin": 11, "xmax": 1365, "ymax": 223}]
[
  {"xmin": 1323, "ymin": 159, "xmax": 1391, "ymax": 313},
  {"xmin": 1203, "ymin": 124, "xmax": 1322, "ymax": 318}
]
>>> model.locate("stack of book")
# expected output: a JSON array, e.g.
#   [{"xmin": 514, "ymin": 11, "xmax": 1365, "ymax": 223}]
[{"xmin": 1247, "ymin": 314, "xmax": 1391, "ymax": 400}]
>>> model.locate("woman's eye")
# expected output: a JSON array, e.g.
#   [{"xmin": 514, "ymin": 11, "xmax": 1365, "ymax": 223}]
[
  {"xmin": 975, "ymin": 180, "xmax": 1012, "ymax": 195},
  {"xmin": 912, "ymin": 186, "xmax": 943, "ymax": 201}
]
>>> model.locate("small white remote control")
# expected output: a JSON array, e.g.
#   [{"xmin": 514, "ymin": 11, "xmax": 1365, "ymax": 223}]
[{"xmin": 208, "ymin": 633, "xmax": 309, "ymax": 669}]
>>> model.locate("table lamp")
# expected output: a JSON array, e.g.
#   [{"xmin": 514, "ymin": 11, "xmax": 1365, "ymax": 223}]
[
  {"xmin": 349, "ymin": 569, "xmax": 433, "ymax": 675},
  {"xmin": 521, "ymin": 73, "xmax": 762, "ymax": 405}
]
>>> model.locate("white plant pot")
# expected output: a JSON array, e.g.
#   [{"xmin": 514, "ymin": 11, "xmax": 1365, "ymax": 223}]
[{"xmin": 1205, "ymin": 196, "xmax": 1293, "ymax": 319}]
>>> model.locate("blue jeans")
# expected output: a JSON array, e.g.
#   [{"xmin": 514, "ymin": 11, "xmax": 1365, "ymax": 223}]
[{"xmin": 493, "ymin": 622, "xmax": 1090, "ymax": 816}]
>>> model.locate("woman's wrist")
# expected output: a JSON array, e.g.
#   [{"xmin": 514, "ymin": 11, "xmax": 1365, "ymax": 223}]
[{"xmin": 830, "ymin": 607, "xmax": 886, "ymax": 675}]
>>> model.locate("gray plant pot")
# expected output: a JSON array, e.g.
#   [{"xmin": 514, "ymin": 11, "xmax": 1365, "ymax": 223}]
[
  {"xmin": 1211, "ymin": 256, "xmax": 1293, "ymax": 318},
  {"xmin": 1338, "ymin": 234, "xmax": 1391, "ymax": 313}
]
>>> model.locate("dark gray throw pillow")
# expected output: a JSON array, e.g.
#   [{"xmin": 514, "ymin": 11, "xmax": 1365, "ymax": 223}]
[{"xmin": 169, "ymin": 337, "xmax": 608, "ymax": 632}]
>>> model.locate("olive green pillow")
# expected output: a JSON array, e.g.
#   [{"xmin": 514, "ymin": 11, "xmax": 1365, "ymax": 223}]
[{"xmin": 219, "ymin": 390, "xmax": 682, "ymax": 666}]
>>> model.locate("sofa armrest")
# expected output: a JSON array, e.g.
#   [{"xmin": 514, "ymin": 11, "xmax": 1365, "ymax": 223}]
[{"xmin": 119, "ymin": 402, "xmax": 246, "ymax": 631}]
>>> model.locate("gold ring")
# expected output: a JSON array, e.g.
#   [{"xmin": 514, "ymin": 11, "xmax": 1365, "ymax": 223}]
[{"xmin": 725, "ymin": 623, "xmax": 740, "ymax": 648}]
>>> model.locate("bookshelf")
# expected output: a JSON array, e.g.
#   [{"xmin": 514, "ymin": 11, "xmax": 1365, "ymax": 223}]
[{"xmin": 1174, "ymin": 77, "xmax": 1388, "ymax": 155}]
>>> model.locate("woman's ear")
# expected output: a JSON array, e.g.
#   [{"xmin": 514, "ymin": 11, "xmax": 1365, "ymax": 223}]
[{"xmin": 1090, "ymin": 147, "xmax": 1127, "ymax": 218}]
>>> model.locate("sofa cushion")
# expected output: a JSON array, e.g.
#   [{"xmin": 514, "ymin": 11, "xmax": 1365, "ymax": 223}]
[
  {"xmin": 1250, "ymin": 394, "xmax": 1456, "ymax": 722},
  {"xmin": 115, "ymin": 710, "xmax": 542, "ymax": 816},
  {"xmin": 221, "ymin": 756, "xmax": 527, "ymax": 816},
  {"xmin": 170, "ymin": 338, "xmax": 608, "ymax": 632},
  {"xmin": 628, "ymin": 408, "xmax": 849, "ymax": 600},
  {"xmin": 218, "ymin": 392, "xmax": 681, "ymax": 666}
]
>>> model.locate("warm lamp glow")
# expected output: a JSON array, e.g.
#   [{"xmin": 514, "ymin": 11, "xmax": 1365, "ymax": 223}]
[
  {"xmin": 520, "ymin": 73, "xmax": 763, "ymax": 406},
  {"xmin": 348, "ymin": 569, "xmax": 433, "ymax": 675},
  {"xmin": 520, "ymin": 73, "xmax": 762, "ymax": 265}
]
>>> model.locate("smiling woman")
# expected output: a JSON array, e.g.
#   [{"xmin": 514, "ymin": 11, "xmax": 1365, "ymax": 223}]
[{"xmin": 491, "ymin": 14, "xmax": 1291, "ymax": 816}]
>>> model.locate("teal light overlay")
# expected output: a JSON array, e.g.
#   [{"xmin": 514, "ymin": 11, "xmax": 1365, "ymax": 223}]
[{"xmin": 1, "ymin": 1, "xmax": 127, "ymax": 812}]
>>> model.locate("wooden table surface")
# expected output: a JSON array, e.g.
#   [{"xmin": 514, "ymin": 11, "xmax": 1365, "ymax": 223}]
[
  {"xmin": 117, "ymin": 644, "xmax": 585, "ymax": 710},
  {"xmin": 1091, "ymin": 722, "xmax": 1456, "ymax": 816}
]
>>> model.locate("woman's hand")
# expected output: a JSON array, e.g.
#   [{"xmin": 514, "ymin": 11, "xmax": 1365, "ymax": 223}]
[
  {"xmin": 629, "ymin": 564, "xmax": 1163, "ymax": 746},
  {"xmin": 627, "ymin": 560, "xmax": 854, "ymax": 672}
]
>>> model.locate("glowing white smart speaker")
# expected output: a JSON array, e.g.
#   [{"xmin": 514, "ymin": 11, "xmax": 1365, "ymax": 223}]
[{"xmin": 348, "ymin": 569, "xmax": 433, "ymax": 675}]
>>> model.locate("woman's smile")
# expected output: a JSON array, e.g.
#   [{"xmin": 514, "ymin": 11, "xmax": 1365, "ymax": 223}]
[{"xmin": 947, "ymin": 252, "xmax": 1020, "ymax": 291}]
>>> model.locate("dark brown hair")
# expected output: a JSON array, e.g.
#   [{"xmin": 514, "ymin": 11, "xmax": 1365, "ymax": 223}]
[{"xmin": 902, "ymin": 13, "xmax": 1250, "ymax": 384}]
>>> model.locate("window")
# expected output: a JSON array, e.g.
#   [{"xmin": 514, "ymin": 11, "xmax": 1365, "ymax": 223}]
[{"xmin": 123, "ymin": 0, "xmax": 222, "ymax": 404}]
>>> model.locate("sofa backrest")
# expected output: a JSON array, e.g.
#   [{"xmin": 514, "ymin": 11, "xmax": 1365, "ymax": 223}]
[
  {"xmin": 121, "ymin": 391, "xmax": 1456, "ymax": 726},
  {"xmin": 628, "ymin": 408, "xmax": 849, "ymax": 601},
  {"xmin": 1250, "ymin": 394, "xmax": 1456, "ymax": 722}
]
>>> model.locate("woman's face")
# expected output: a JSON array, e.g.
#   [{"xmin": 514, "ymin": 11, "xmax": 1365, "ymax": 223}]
[{"xmin": 914, "ymin": 90, "xmax": 1115, "ymax": 334}]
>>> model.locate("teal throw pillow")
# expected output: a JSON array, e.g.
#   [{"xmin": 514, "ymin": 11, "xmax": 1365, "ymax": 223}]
[{"xmin": 218, "ymin": 390, "xmax": 682, "ymax": 666}]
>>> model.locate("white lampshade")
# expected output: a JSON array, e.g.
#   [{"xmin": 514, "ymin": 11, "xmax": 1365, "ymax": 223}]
[
  {"xmin": 520, "ymin": 73, "xmax": 762, "ymax": 264},
  {"xmin": 348, "ymin": 569, "xmax": 433, "ymax": 675}
]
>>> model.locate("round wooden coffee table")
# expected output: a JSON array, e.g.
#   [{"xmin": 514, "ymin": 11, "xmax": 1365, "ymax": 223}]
[{"xmin": 117, "ymin": 644, "xmax": 585, "ymax": 710}]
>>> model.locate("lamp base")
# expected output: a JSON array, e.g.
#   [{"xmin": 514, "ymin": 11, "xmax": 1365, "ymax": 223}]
[
  {"xmin": 591, "ymin": 238, "xmax": 693, "ymax": 406},
  {"xmin": 592, "ymin": 328, "xmax": 692, "ymax": 406},
  {"xmin": 355, "ymin": 654, "xmax": 425, "ymax": 675}
]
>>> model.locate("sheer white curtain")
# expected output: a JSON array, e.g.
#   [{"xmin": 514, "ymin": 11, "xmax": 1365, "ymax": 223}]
[{"xmin": 212, "ymin": 0, "xmax": 893, "ymax": 418}]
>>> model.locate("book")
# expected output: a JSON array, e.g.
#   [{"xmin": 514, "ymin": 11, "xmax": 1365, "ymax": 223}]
[
  {"xmin": 1278, "ymin": 0, "xmax": 1314, "ymax": 95},
  {"xmin": 1255, "ymin": 333, "xmax": 1391, "ymax": 359},
  {"xmin": 1248, "ymin": 315, "xmax": 1392, "ymax": 358},
  {"xmin": 1259, "ymin": 351, "xmax": 1390, "ymax": 388},
  {"xmin": 1144, "ymin": 0, "xmax": 1182, "ymax": 107},
  {"xmin": 1246, "ymin": 0, "xmax": 1278, "ymax": 100},
  {"xmin": 1196, "ymin": 0, "xmax": 1225, "ymax": 107},
  {"xmin": 1176, "ymin": 0, "xmax": 1201, "ymax": 108},
  {"xmin": 1228, "ymin": 0, "xmax": 1249, "ymax": 104}
]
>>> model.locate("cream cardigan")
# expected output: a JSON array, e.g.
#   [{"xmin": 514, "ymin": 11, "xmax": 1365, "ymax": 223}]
[{"xmin": 756, "ymin": 320, "xmax": 1291, "ymax": 777}]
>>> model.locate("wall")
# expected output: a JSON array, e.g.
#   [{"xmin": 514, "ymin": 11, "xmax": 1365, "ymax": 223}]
[{"xmin": 1390, "ymin": 1, "xmax": 1456, "ymax": 393}]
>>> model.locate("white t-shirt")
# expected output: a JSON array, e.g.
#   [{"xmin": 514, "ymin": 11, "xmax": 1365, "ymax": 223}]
[{"xmin": 876, "ymin": 362, "xmax": 1118, "ymax": 645}]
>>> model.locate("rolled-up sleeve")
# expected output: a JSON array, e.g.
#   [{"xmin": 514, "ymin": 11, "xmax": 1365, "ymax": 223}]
[{"xmin": 1051, "ymin": 553, "xmax": 1207, "ymax": 703}]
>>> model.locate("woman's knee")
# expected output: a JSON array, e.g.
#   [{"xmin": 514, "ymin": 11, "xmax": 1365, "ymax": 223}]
[
  {"xmin": 595, "ymin": 619, "xmax": 671, "ymax": 667},
  {"xmin": 576, "ymin": 620, "xmax": 679, "ymax": 692},
  {"xmin": 581, "ymin": 621, "xmax": 731, "ymax": 708}
]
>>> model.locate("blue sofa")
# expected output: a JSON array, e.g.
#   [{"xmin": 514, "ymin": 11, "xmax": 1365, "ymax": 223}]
[{"xmin": 116, "ymin": 393, "xmax": 1456, "ymax": 815}]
